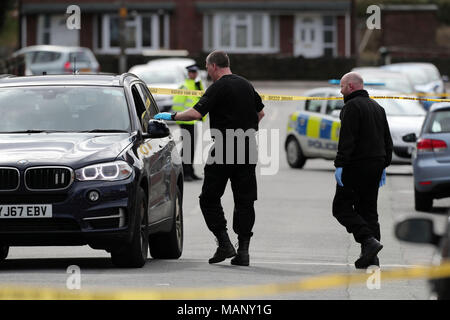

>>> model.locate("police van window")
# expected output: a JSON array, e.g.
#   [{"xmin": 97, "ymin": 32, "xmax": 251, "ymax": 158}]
[
  {"xmin": 131, "ymin": 84, "xmax": 146, "ymax": 130},
  {"xmin": 326, "ymin": 99, "xmax": 344, "ymax": 115},
  {"xmin": 138, "ymin": 84, "xmax": 159, "ymax": 117},
  {"xmin": 305, "ymin": 95, "xmax": 325, "ymax": 113}
]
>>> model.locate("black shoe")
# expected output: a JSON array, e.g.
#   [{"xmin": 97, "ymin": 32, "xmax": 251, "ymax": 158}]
[
  {"xmin": 231, "ymin": 238, "xmax": 250, "ymax": 266},
  {"xmin": 184, "ymin": 175, "xmax": 193, "ymax": 182},
  {"xmin": 209, "ymin": 231, "xmax": 236, "ymax": 264},
  {"xmin": 370, "ymin": 256, "xmax": 380, "ymax": 267},
  {"xmin": 355, "ymin": 238, "xmax": 383, "ymax": 269}
]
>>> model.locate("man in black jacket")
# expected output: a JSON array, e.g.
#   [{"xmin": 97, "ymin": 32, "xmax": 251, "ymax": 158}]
[
  {"xmin": 154, "ymin": 51, "xmax": 265, "ymax": 266},
  {"xmin": 332, "ymin": 72, "xmax": 393, "ymax": 269}
]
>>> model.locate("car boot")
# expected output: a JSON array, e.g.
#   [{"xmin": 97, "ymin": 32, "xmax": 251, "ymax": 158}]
[
  {"xmin": 355, "ymin": 237, "xmax": 383, "ymax": 269},
  {"xmin": 209, "ymin": 230, "xmax": 236, "ymax": 264},
  {"xmin": 231, "ymin": 237, "xmax": 250, "ymax": 266}
]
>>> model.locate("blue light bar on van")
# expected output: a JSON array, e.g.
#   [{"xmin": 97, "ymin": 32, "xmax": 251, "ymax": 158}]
[{"xmin": 328, "ymin": 79, "xmax": 386, "ymax": 86}]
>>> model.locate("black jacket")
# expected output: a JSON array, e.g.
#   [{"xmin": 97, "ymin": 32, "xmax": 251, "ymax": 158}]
[{"xmin": 334, "ymin": 90, "xmax": 393, "ymax": 168}]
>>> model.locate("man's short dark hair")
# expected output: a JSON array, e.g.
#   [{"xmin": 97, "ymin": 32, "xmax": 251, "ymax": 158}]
[{"xmin": 206, "ymin": 50, "xmax": 230, "ymax": 68}]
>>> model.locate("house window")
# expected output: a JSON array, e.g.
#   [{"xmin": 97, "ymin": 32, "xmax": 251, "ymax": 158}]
[
  {"xmin": 97, "ymin": 13, "xmax": 169, "ymax": 54},
  {"xmin": 323, "ymin": 16, "xmax": 336, "ymax": 57},
  {"xmin": 204, "ymin": 13, "xmax": 279, "ymax": 53},
  {"xmin": 38, "ymin": 14, "xmax": 51, "ymax": 44}
]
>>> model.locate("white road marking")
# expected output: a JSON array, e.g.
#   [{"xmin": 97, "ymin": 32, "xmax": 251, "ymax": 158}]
[{"xmin": 164, "ymin": 258, "xmax": 421, "ymax": 269}]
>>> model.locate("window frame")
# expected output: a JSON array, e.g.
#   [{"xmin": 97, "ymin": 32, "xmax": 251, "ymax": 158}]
[
  {"xmin": 203, "ymin": 12, "xmax": 279, "ymax": 53},
  {"xmin": 96, "ymin": 13, "xmax": 169, "ymax": 55}
]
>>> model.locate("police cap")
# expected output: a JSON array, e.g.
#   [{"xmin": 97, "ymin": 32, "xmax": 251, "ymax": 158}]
[{"xmin": 186, "ymin": 64, "xmax": 199, "ymax": 72}]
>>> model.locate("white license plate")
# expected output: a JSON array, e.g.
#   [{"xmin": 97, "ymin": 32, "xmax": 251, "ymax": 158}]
[{"xmin": 0, "ymin": 205, "xmax": 52, "ymax": 218}]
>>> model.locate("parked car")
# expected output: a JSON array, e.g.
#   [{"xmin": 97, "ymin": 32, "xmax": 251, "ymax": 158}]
[
  {"xmin": 402, "ymin": 102, "xmax": 450, "ymax": 211},
  {"xmin": 381, "ymin": 62, "xmax": 447, "ymax": 110},
  {"xmin": 12, "ymin": 45, "xmax": 100, "ymax": 75},
  {"xmin": 395, "ymin": 215, "xmax": 450, "ymax": 300},
  {"xmin": 129, "ymin": 58, "xmax": 207, "ymax": 112},
  {"xmin": 351, "ymin": 67, "xmax": 416, "ymax": 94},
  {"xmin": 0, "ymin": 73, "xmax": 183, "ymax": 268},
  {"xmin": 285, "ymin": 87, "xmax": 426, "ymax": 168}
]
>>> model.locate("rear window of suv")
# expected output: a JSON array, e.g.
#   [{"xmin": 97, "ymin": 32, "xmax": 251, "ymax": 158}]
[{"xmin": 429, "ymin": 110, "xmax": 450, "ymax": 133}]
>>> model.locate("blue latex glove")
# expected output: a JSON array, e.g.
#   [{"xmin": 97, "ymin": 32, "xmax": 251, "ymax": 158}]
[
  {"xmin": 335, "ymin": 167, "xmax": 344, "ymax": 187},
  {"xmin": 154, "ymin": 112, "xmax": 172, "ymax": 121},
  {"xmin": 379, "ymin": 169, "xmax": 386, "ymax": 187}
]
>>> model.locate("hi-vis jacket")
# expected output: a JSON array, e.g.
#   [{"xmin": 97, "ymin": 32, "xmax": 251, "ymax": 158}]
[{"xmin": 172, "ymin": 78, "xmax": 205, "ymax": 125}]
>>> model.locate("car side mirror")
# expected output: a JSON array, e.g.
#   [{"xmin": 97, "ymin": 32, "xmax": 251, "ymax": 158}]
[
  {"xmin": 143, "ymin": 119, "xmax": 170, "ymax": 139},
  {"xmin": 402, "ymin": 133, "xmax": 417, "ymax": 143},
  {"xmin": 442, "ymin": 75, "xmax": 449, "ymax": 82},
  {"xmin": 395, "ymin": 218, "xmax": 441, "ymax": 246}
]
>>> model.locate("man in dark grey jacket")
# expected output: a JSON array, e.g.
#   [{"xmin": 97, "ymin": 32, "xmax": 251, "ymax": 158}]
[{"xmin": 332, "ymin": 72, "xmax": 393, "ymax": 269}]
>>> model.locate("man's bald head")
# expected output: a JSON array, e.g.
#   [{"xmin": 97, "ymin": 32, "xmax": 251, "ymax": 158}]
[{"xmin": 340, "ymin": 72, "xmax": 364, "ymax": 97}]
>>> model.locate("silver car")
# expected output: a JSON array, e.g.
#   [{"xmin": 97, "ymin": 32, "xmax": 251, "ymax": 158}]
[
  {"xmin": 285, "ymin": 87, "xmax": 426, "ymax": 168},
  {"xmin": 403, "ymin": 102, "xmax": 450, "ymax": 211},
  {"xmin": 129, "ymin": 58, "xmax": 208, "ymax": 112},
  {"xmin": 351, "ymin": 67, "xmax": 415, "ymax": 94},
  {"xmin": 12, "ymin": 45, "xmax": 100, "ymax": 75},
  {"xmin": 381, "ymin": 62, "xmax": 447, "ymax": 110}
]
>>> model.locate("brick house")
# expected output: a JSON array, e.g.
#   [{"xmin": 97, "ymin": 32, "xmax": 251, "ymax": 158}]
[{"xmin": 19, "ymin": 0, "xmax": 356, "ymax": 59}]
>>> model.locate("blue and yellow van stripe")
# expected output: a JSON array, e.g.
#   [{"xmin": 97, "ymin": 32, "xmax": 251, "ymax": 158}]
[{"xmin": 292, "ymin": 113, "xmax": 340, "ymax": 141}]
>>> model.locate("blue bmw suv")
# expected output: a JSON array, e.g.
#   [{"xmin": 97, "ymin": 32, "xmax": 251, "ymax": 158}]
[{"xmin": 0, "ymin": 73, "xmax": 183, "ymax": 267}]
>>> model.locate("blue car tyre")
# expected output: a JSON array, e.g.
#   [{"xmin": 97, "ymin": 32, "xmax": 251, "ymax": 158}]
[
  {"xmin": 414, "ymin": 188, "xmax": 433, "ymax": 212},
  {"xmin": 286, "ymin": 137, "xmax": 307, "ymax": 169},
  {"xmin": 149, "ymin": 185, "xmax": 183, "ymax": 259},
  {"xmin": 111, "ymin": 187, "xmax": 149, "ymax": 268}
]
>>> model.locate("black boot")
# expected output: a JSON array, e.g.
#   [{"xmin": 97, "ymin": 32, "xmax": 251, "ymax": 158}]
[
  {"xmin": 231, "ymin": 238, "xmax": 250, "ymax": 266},
  {"xmin": 209, "ymin": 230, "xmax": 236, "ymax": 264},
  {"xmin": 355, "ymin": 237, "xmax": 383, "ymax": 269}
]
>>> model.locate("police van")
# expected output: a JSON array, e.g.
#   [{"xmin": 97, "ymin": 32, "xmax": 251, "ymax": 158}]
[{"xmin": 285, "ymin": 87, "xmax": 426, "ymax": 168}]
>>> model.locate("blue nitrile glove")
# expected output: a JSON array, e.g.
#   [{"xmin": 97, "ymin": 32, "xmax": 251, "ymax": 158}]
[
  {"xmin": 379, "ymin": 169, "xmax": 386, "ymax": 188},
  {"xmin": 335, "ymin": 167, "xmax": 344, "ymax": 187},
  {"xmin": 154, "ymin": 112, "xmax": 172, "ymax": 121}
]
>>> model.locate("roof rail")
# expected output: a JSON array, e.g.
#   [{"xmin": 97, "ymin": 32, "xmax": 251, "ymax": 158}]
[
  {"xmin": 0, "ymin": 74, "xmax": 16, "ymax": 79},
  {"xmin": 119, "ymin": 72, "xmax": 139, "ymax": 85}
]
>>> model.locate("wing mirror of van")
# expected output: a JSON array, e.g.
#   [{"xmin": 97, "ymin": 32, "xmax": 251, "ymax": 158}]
[{"xmin": 330, "ymin": 109, "xmax": 341, "ymax": 118}]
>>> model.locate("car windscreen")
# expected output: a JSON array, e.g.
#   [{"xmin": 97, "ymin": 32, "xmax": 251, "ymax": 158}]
[
  {"xmin": 134, "ymin": 67, "xmax": 183, "ymax": 84},
  {"xmin": 375, "ymin": 99, "xmax": 426, "ymax": 117},
  {"xmin": 428, "ymin": 110, "xmax": 450, "ymax": 133},
  {"xmin": 0, "ymin": 86, "xmax": 131, "ymax": 133}
]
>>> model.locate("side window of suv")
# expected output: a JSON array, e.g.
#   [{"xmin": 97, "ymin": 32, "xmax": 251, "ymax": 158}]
[
  {"xmin": 138, "ymin": 84, "xmax": 159, "ymax": 117},
  {"xmin": 131, "ymin": 84, "xmax": 147, "ymax": 131}
]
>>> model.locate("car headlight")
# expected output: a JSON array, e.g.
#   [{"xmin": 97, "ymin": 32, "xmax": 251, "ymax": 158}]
[{"xmin": 75, "ymin": 161, "xmax": 133, "ymax": 181}]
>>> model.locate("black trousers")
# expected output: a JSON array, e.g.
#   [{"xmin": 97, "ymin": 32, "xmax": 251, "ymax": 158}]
[
  {"xmin": 179, "ymin": 124, "xmax": 196, "ymax": 177},
  {"xmin": 332, "ymin": 160, "xmax": 385, "ymax": 244},
  {"xmin": 199, "ymin": 163, "xmax": 257, "ymax": 240}
]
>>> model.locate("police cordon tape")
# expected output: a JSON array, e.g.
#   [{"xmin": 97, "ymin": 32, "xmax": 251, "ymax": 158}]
[
  {"xmin": 148, "ymin": 87, "xmax": 450, "ymax": 103},
  {"xmin": 1, "ymin": 261, "xmax": 450, "ymax": 300}
]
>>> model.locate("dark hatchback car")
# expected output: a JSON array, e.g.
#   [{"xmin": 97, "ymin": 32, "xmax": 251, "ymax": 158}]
[{"xmin": 0, "ymin": 74, "xmax": 183, "ymax": 268}]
